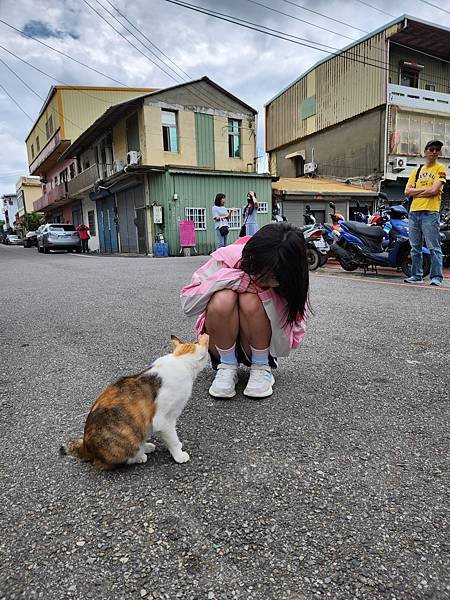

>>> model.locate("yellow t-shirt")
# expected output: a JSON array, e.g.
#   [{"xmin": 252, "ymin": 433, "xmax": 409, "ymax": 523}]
[{"xmin": 407, "ymin": 162, "xmax": 446, "ymax": 212}]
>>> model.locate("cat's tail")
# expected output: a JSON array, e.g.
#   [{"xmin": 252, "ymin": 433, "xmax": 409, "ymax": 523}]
[{"xmin": 59, "ymin": 438, "xmax": 91, "ymax": 462}]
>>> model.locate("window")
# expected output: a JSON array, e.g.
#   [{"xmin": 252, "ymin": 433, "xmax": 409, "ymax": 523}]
[
  {"xmin": 185, "ymin": 207, "xmax": 206, "ymax": 230},
  {"xmin": 399, "ymin": 65, "xmax": 419, "ymax": 88},
  {"xmin": 69, "ymin": 163, "xmax": 76, "ymax": 179},
  {"xmin": 45, "ymin": 115, "xmax": 54, "ymax": 139},
  {"xmin": 257, "ymin": 201, "xmax": 269, "ymax": 213},
  {"xmin": 425, "ymin": 84, "xmax": 436, "ymax": 92},
  {"xmin": 36, "ymin": 136, "xmax": 40, "ymax": 152},
  {"xmin": 228, "ymin": 119, "xmax": 241, "ymax": 158},
  {"xmin": 31, "ymin": 144, "xmax": 35, "ymax": 159},
  {"xmin": 229, "ymin": 210, "xmax": 241, "ymax": 231},
  {"xmin": 88, "ymin": 210, "xmax": 96, "ymax": 236},
  {"xmin": 162, "ymin": 110, "xmax": 178, "ymax": 152}
]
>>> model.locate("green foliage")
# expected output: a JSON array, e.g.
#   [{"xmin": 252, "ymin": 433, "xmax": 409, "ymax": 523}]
[{"xmin": 27, "ymin": 212, "xmax": 44, "ymax": 230}]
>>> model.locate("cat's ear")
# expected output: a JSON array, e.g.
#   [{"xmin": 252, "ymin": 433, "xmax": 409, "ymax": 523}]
[
  {"xmin": 198, "ymin": 333, "xmax": 209, "ymax": 347},
  {"xmin": 170, "ymin": 335, "xmax": 183, "ymax": 349}
]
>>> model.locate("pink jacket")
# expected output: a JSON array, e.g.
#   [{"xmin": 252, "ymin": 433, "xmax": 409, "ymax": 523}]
[{"xmin": 180, "ymin": 238, "xmax": 306, "ymax": 357}]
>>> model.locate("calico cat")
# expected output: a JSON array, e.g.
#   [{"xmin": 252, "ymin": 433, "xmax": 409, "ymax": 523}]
[{"xmin": 60, "ymin": 334, "xmax": 209, "ymax": 470}]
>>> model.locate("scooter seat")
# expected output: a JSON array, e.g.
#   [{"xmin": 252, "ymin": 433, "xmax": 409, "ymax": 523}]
[{"xmin": 344, "ymin": 221, "xmax": 385, "ymax": 241}]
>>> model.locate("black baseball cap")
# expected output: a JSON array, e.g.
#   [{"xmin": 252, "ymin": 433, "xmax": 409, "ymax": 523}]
[{"xmin": 424, "ymin": 140, "xmax": 443, "ymax": 150}]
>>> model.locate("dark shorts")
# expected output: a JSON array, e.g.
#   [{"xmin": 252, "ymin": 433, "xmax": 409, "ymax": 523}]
[{"xmin": 209, "ymin": 340, "xmax": 278, "ymax": 370}]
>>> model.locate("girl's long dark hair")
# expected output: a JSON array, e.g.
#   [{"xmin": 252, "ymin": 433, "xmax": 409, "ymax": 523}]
[{"xmin": 240, "ymin": 222, "xmax": 310, "ymax": 325}]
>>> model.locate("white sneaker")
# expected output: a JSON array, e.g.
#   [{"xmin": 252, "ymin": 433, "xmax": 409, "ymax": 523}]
[
  {"xmin": 209, "ymin": 364, "xmax": 238, "ymax": 398},
  {"xmin": 243, "ymin": 365, "xmax": 275, "ymax": 398}
]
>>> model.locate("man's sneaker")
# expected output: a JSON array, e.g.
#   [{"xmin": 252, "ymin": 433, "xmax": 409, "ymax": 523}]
[
  {"xmin": 243, "ymin": 365, "xmax": 275, "ymax": 399},
  {"xmin": 208, "ymin": 364, "xmax": 238, "ymax": 398},
  {"xmin": 404, "ymin": 276, "xmax": 424, "ymax": 284},
  {"xmin": 430, "ymin": 277, "xmax": 443, "ymax": 287}
]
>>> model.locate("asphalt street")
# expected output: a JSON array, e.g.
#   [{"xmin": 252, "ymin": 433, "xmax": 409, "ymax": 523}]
[{"xmin": 1, "ymin": 245, "xmax": 449, "ymax": 600}]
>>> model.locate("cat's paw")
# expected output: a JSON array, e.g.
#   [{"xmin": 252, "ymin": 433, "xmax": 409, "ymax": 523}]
[
  {"xmin": 174, "ymin": 451, "xmax": 190, "ymax": 464},
  {"xmin": 143, "ymin": 442, "xmax": 156, "ymax": 453},
  {"xmin": 137, "ymin": 453, "xmax": 148, "ymax": 464}
]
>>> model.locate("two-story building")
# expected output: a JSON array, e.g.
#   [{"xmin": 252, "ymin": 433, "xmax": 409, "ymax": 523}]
[
  {"xmin": 15, "ymin": 176, "xmax": 42, "ymax": 235},
  {"xmin": 1, "ymin": 193, "xmax": 18, "ymax": 233},
  {"xmin": 60, "ymin": 76, "xmax": 272, "ymax": 255},
  {"xmin": 26, "ymin": 85, "xmax": 156, "ymax": 234},
  {"xmin": 266, "ymin": 16, "xmax": 450, "ymax": 206}
]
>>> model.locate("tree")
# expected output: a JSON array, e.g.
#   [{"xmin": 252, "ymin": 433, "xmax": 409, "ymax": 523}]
[{"xmin": 26, "ymin": 212, "xmax": 44, "ymax": 231}]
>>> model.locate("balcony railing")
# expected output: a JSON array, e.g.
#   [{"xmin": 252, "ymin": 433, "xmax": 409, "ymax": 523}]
[
  {"xmin": 388, "ymin": 83, "xmax": 450, "ymax": 113},
  {"xmin": 33, "ymin": 182, "xmax": 68, "ymax": 211},
  {"xmin": 67, "ymin": 164, "xmax": 99, "ymax": 197}
]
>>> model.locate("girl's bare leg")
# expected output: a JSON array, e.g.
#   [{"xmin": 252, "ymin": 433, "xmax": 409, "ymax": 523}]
[{"xmin": 205, "ymin": 290, "xmax": 239, "ymax": 359}]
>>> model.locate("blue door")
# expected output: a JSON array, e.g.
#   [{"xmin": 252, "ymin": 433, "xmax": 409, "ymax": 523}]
[{"xmin": 97, "ymin": 196, "xmax": 118, "ymax": 253}]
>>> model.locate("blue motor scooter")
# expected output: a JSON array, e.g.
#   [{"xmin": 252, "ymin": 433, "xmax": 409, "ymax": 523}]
[{"xmin": 330, "ymin": 197, "xmax": 431, "ymax": 276}]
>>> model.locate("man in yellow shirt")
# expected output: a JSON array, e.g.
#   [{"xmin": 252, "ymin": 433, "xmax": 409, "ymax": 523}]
[{"xmin": 404, "ymin": 140, "xmax": 446, "ymax": 286}]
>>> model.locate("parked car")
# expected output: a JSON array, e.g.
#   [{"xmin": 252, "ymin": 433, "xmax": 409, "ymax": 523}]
[
  {"xmin": 4, "ymin": 234, "xmax": 22, "ymax": 245},
  {"xmin": 23, "ymin": 228, "xmax": 42, "ymax": 248},
  {"xmin": 37, "ymin": 224, "xmax": 81, "ymax": 253}
]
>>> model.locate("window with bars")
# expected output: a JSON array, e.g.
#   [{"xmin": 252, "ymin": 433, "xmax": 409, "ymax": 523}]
[
  {"xmin": 185, "ymin": 207, "xmax": 206, "ymax": 230},
  {"xmin": 88, "ymin": 210, "xmax": 96, "ymax": 236},
  {"xmin": 229, "ymin": 210, "xmax": 241, "ymax": 230},
  {"xmin": 45, "ymin": 115, "xmax": 54, "ymax": 139},
  {"xmin": 162, "ymin": 110, "xmax": 179, "ymax": 152},
  {"xmin": 228, "ymin": 119, "xmax": 241, "ymax": 158},
  {"xmin": 257, "ymin": 201, "xmax": 268, "ymax": 213}
]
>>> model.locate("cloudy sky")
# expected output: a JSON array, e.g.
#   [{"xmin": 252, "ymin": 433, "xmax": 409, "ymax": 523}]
[{"xmin": 0, "ymin": 0, "xmax": 449, "ymax": 199}]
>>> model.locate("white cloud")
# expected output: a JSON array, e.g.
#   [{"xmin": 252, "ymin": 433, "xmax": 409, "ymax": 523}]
[{"xmin": 0, "ymin": 0, "xmax": 449, "ymax": 196}]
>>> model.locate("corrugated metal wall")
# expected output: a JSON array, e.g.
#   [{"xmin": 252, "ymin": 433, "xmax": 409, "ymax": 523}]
[
  {"xmin": 195, "ymin": 113, "xmax": 215, "ymax": 167},
  {"xmin": 266, "ymin": 28, "xmax": 398, "ymax": 152},
  {"xmin": 148, "ymin": 171, "xmax": 273, "ymax": 255}
]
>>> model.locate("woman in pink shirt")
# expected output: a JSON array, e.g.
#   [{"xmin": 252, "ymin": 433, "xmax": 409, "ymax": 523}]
[
  {"xmin": 181, "ymin": 222, "xmax": 309, "ymax": 399},
  {"xmin": 76, "ymin": 223, "xmax": 90, "ymax": 253}
]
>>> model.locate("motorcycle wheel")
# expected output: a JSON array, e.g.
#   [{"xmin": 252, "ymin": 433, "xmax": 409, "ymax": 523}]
[
  {"xmin": 319, "ymin": 253, "xmax": 328, "ymax": 267},
  {"xmin": 399, "ymin": 248, "xmax": 431, "ymax": 277},
  {"xmin": 306, "ymin": 247, "xmax": 321, "ymax": 271}
]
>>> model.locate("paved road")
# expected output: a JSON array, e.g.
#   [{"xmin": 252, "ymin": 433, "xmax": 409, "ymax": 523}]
[{"xmin": 1, "ymin": 246, "xmax": 448, "ymax": 600}]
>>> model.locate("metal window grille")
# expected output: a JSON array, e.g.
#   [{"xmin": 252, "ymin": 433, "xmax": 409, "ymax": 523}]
[
  {"xmin": 257, "ymin": 202, "xmax": 268, "ymax": 213},
  {"xmin": 185, "ymin": 207, "xmax": 206, "ymax": 230},
  {"xmin": 229, "ymin": 210, "xmax": 241, "ymax": 230},
  {"xmin": 88, "ymin": 210, "xmax": 96, "ymax": 236}
]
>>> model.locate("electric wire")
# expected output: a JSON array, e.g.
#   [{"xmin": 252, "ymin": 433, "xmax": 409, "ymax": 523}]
[
  {"xmin": 0, "ymin": 18, "xmax": 127, "ymax": 87},
  {"xmin": 415, "ymin": 0, "xmax": 450, "ymax": 15},
  {"xmin": 162, "ymin": 0, "xmax": 449, "ymax": 87},
  {"xmin": 352, "ymin": 0, "xmax": 396, "ymax": 18},
  {"xmin": 89, "ymin": 0, "xmax": 240, "ymax": 113},
  {"xmin": 278, "ymin": 0, "xmax": 369, "ymax": 33}
]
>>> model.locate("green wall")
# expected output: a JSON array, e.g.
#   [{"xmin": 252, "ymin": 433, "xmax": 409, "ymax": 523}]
[{"xmin": 148, "ymin": 169, "xmax": 273, "ymax": 255}]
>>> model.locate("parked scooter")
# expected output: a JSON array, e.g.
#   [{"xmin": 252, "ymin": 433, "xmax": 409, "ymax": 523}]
[
  {"xmin": 439, "ymin": 209, "xmax": 450, "ymax": 268},
  {"xmin": 329, "ymin": 195, "xmax": 431, "ymax": 276},
  {"xmin": 302, "ymin": 206, "xmax": 330, "ymax": 270}
]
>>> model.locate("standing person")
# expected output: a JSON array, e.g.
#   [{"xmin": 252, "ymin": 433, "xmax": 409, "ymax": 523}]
[
  {"xmin": 404, "ymin": 140, "xmax": 446, "ymax": 286},
  {"xmin": 181, "ymin": 223, "xmax": 309, "ymax": 399},
  {"xmin": 243, "ymin": 191, "xmax": 259, "ymax": 236},
  {"xmin": 76, "ymin": 223, "xmax": 90, "ymax": 253},
  {"xmin": 212, "ymin": 193, "xmax": 233, "ymax": 248}
]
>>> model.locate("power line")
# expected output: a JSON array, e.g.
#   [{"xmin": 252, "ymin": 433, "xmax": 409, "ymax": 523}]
[
  {"xmin": 415, "ymin": 0, "xmax": 450, "ymax": 15},
  {"xmin": 84, "ymin": 0, "xmax": 257, "ymax": 119},
  {"xmin": 278, "ymin": 0, "xmax": 369, "ymax": 34},
  {"xmin": 162, "ymin": 0, "xmax": 449, "ymax": 87},
  {"xmin": 102, "ymin": 0, "xmax": 191, "ymax": 81},
  {"xmin": 0, "ymin": 80, "xmax": 38, "ymax": 124},
  {"xmin": 81, "ymin": 0, "xmax": 184, "ymax": 85},
  {"xmin": 352, "ymin": 0, "xmax": 395, "ymax": 17},
  {"xmin": 0, "ymin": 17, "xmax": 127, "ymax": 87},
  {"xmin": 244, "ymin": 0, "xmax": 359, "ymax": 42}
]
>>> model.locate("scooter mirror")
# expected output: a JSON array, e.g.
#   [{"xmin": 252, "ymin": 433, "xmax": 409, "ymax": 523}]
[{"xmin": 378, "ymin": 192, "xmax": 388, "ymax": 201}]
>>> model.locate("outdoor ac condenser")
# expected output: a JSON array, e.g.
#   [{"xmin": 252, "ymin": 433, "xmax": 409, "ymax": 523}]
[
  {"xmin": 127, "ymin": 151, "xmax": 140, "ymax": 165},
  {"xmin": 392, "ymin": 157, "xmax": 407, "ymax": 172}
]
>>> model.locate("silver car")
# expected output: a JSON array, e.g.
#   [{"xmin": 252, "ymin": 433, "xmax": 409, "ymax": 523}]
[
  {"xmin": 37, "ymin": 224, "xmax": 81, "ymax": 253},
  {"xmin": 4, "ymin": 234, "xmax": 22, "ymax": 245}
]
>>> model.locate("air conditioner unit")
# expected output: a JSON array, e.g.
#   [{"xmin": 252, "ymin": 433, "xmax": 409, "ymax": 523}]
[
  {"xmin": 392, "ymin": 157, "xmax": 407, "ymax": 172},
  {"xmin": 304, "ymin": 161, "xmax": 318, "ymax": 174},
  {"xmin": 113, "ymin": 159, "xmax": 125, "ymax": 173},
  {"xmin": 127, "ymin": 151, "xmax": 140, "ymax": 166}
]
